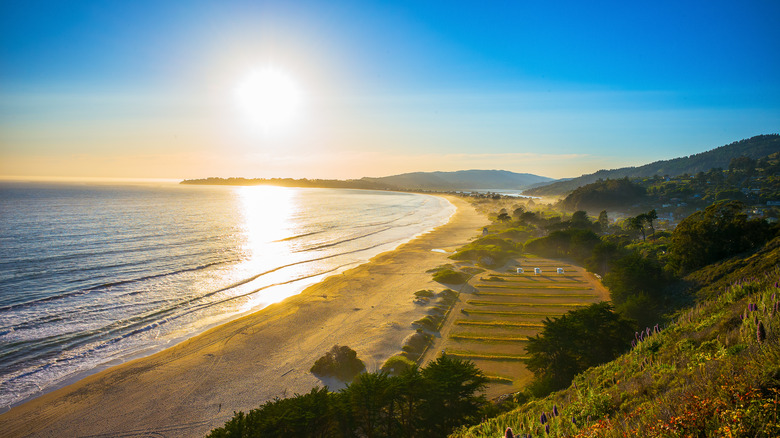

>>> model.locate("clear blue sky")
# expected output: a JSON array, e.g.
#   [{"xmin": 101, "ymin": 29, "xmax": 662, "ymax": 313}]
[{"xmin": 2, "ymin": 0, "xmax": 779, "ymax": 179}]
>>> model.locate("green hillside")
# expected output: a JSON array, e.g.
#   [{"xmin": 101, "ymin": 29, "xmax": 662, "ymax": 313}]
[
  {"xmin": 451, "ymin": 238, "xmax": 780, "ymax": 437},
  {"xmin": 525, "ymin": 134, "xmax": 780, "ymax": 197}
]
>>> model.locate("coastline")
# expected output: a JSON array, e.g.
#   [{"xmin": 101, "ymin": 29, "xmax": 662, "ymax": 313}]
[{"xmin": 0, "ymin": 195, "xmax": 488, "ymax": 438}]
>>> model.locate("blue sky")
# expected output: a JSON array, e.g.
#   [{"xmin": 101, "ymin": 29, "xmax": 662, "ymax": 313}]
[{"xmin": 1, "ymin": 0, "xmax": 779, "ymax": 179}]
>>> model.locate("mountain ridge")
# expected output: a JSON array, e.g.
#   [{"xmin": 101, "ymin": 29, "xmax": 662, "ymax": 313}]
[
  {"xmin": 361, "ymin": 169, "xmax": 554, "ymax": 191},
  {"xmin": 524, "ymin": 134, "xmax": 780, "ymax": 197}
]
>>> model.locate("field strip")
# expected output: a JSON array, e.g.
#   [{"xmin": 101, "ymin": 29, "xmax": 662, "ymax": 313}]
[
  {"xmin": 485, "ymin": 375, "xmax": 514, "ymax": 384},
  {"xmin": 455, "ymin": 320, "xmax": 544, "ymax": 328},
  {"xmin": 485, "ymin": 275, "xmax": 585, "ymax": 282},
  {"xmin": 474, "ymin": 291, "xmax": 596, "ymax": 298},
  {"xmin": 451, "ymin": 334, "xmax": 530, "ymax": 342},
  {"xmin": 476, "ymin": 285, "xmax": 593, "ymax": 291},
  {"xmin": 467, "ymin": 300, "xmax": 592, "ymax": 307},
  {"xmin": 481, "ymin": 281, "xmax": 586, "ymax": 286},
  {"xmin": 462, "ymin": 309, "xmax": 564, "ymax": 317},
  {"xmin": 446, "ymin": 351, "xmax": 529, "ymax": 361}
]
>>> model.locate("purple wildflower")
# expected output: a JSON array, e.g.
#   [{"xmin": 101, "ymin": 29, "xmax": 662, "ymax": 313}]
[
  {"xmin": 545, "ymin": 424, "xmax": 550, "ymax": 435},
  {"xmin": 758, "ymin": 321, "xmax": 766, "ymax": 343},
  {"xmin": 505, "ymin": 427, "xmax": 514, "ymax": 438},
  {"xmin": 553, "ymin": 405, "xmax": 559, "ymax": 416},
  {"xmin": 572, "ymin": 416, "xmax": 577, "ymax": 425},
  {"xmin": 540, "ymin": 412, "xmax": 547, "ymax": 425}
]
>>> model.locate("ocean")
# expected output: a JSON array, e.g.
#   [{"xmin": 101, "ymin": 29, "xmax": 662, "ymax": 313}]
[{"xmin": 0, "ymin": 181, "xmax": 454, "ymax": 410}]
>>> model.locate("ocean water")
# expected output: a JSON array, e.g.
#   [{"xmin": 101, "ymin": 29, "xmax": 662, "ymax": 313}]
[{"xmin": 0, "ymin": 182, "xmax": 454, "ymax": 410}]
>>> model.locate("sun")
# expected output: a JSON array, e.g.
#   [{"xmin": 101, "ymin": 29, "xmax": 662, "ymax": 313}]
[{"xmin": 234, "ymin": 67, "xmax": 303, "ymax": 133}]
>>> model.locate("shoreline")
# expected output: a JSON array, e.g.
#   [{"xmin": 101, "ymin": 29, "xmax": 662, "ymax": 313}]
[
  {"xmin": 0, "ymin": 195, "xmax": 488, "ymax": 438},
  {"xmin": 0, "ymin": 186, "xmax": 457, "ymax": 415}
]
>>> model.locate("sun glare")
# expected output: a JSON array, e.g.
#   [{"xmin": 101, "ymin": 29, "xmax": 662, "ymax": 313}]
[{"xmin": 234, "ymin": 67, "xmax": 303, "ymax": 133}]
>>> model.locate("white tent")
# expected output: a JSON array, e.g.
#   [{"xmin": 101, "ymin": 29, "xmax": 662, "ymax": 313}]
[
  {"xmin": 516, "ymin": 268, "xmax": 524, "ymax": 274},
  {"xmin": 557, "ymin": 268, "xmax": 565, "ymax": 274},
  {"xmin": 534, "ymin": 267, "xmax": 541, "ymax": 275}
]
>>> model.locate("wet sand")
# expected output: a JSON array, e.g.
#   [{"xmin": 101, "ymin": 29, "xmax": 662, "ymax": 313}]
[{"xmin": 0, "ymin": 195, "xmax": 488, "ymax": 438}]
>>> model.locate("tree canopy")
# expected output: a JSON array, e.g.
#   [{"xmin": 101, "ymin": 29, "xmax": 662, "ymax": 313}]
[
  {"xmin": 668, "ymin": 200, "xmax": 776, "ymax": 274},
  {"xmin": 208, "ymin": 355, "xmax": 488, "ymax": 438},
  {"xmin": 524, "ymin": 302, "xmax": 636, "ymax": 394}
]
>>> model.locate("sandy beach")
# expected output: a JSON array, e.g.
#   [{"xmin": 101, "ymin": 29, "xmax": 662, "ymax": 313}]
[{"xmin": 0, "ymin": 195, "xmax": 488, "ymax": 438}]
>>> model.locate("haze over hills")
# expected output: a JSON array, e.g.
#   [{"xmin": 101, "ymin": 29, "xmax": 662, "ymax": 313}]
[
  {"xmin": 182, "ymin": 170, "xmax": 555, "ymax": 191},
  {"xmin": 524, "ymin": 134, "xmax": 780, "ymax": 197},
  {"xmin": 360, "ymin": 169, "xmax": 554, "ymax": 191}
]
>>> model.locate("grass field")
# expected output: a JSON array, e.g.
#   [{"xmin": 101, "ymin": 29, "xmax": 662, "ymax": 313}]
[{"xmin": 427, "ymin": 257, "xmax": 609, "ymax": 398}]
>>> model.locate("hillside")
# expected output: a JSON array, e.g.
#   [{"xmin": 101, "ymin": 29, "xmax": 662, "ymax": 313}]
[
  {"xmin": 181, "ymin": 171, "xmax": 554, "ymax": 192},
  {"xmin": 362, "ymin": 170, "xmax": 554, "ymax": 191},
  {"xmin": 525, "ymin": 134, "xmax": 780, "ymax": 197},
  {"xmin": 180, "ymin": 177, "xmax": 397, "ymax": 190},
  {"xmin": 452, "ymin": 237, "xmax": 780, "ymax": 437}
]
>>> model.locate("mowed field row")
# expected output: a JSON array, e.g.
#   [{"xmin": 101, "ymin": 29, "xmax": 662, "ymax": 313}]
[{"xmin": 434, "ymin": 257, "xmax": 608, "ymax": 398}]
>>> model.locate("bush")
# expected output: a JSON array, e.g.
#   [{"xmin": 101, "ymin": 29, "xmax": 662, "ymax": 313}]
[
  {"xmin": 211, "ymin": 356, "xmax": 489, "ymax": 438},
  {"xmin": 381, "ymin": 354, "xmax": 416, "ymax": 375},
  {"xmin": 450, "ymin": 236, "xmax": 523, "ymax": 268},
  {"xmin": 206, "ymin": 387, "xmax": 336, "ymax": 437},
  {"xmin": 401, "ymin": 330, "xmax": 433, "ymax": 360},
  {"xmin": 310, "ymin": 345, "xmax": 366, "ymax": 382},
  {"xmin": 432, "ymin": 268, "xmax": 469, "ymax": 284},
  {"xmin": 414, "ymin": 289, "xmax": 435, "ymax": 298},
  {"xmin": 524, "ymin": 302, "xmax": 636, "ymax": 394}
]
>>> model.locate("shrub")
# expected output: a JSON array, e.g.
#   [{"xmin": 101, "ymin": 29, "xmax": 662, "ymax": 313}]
[
  {"xmin": 451, "ymin": 236, "xmax": 523, "ymax": 268},
  {"xmin": 380, "ymin": 354, "xmax": 416, "ymax": 375},
  {"xmin": 310, "ymin": 345, "xmax": 366, "ymax": 382},
  {"xmin": 414, "ymin": 289, "xmax": 435, "ymax": 298},
  {"xmin": 432, "ymin": 268, "xmax": 469, "ymax": 284}
]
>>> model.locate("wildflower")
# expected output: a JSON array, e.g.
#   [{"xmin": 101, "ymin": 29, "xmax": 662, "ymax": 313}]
[
  {"xmin": 553, "ymin": 405, "xmax": 559, "ymax": 416},
  {"xmin": 572, "ymin": 416, "xmax": 577, "ymax": 425},
  {"xmin": 757, "ymin": 321, "xmax": 766, "ymax": 343},
  {"xmin": 545, "ymin": 424, "xmax": 550, "ymax": 435},
  {"xmin": 541, "ymin": 412, "xmax": 547, "ymax": 424},
  {"xmin": 504, "ymin": 427, "xmax": 514, "ymax": 438}
]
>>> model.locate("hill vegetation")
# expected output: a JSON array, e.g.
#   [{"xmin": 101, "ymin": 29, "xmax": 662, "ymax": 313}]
[
  {"xmin": 361, "ymin": 170, "xmax": 554, "ymax": 191},
  {"xmin": 180, "ymin": 176, "xmax": 395, "ymax": 190},
  {"xmin": 181, "ymin": 170, "xmax": 554, "ymax": 192},
  {"xmin": 557, "ymin": 178, "xmax": 647, "ymax": 212},
  {"xmin": 453, "ymin": 260, "xmax": 780, "ymax": 437},
  {"xmin": 525, "ymin": 134, "xmax": 780, "ymax": 197}
]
